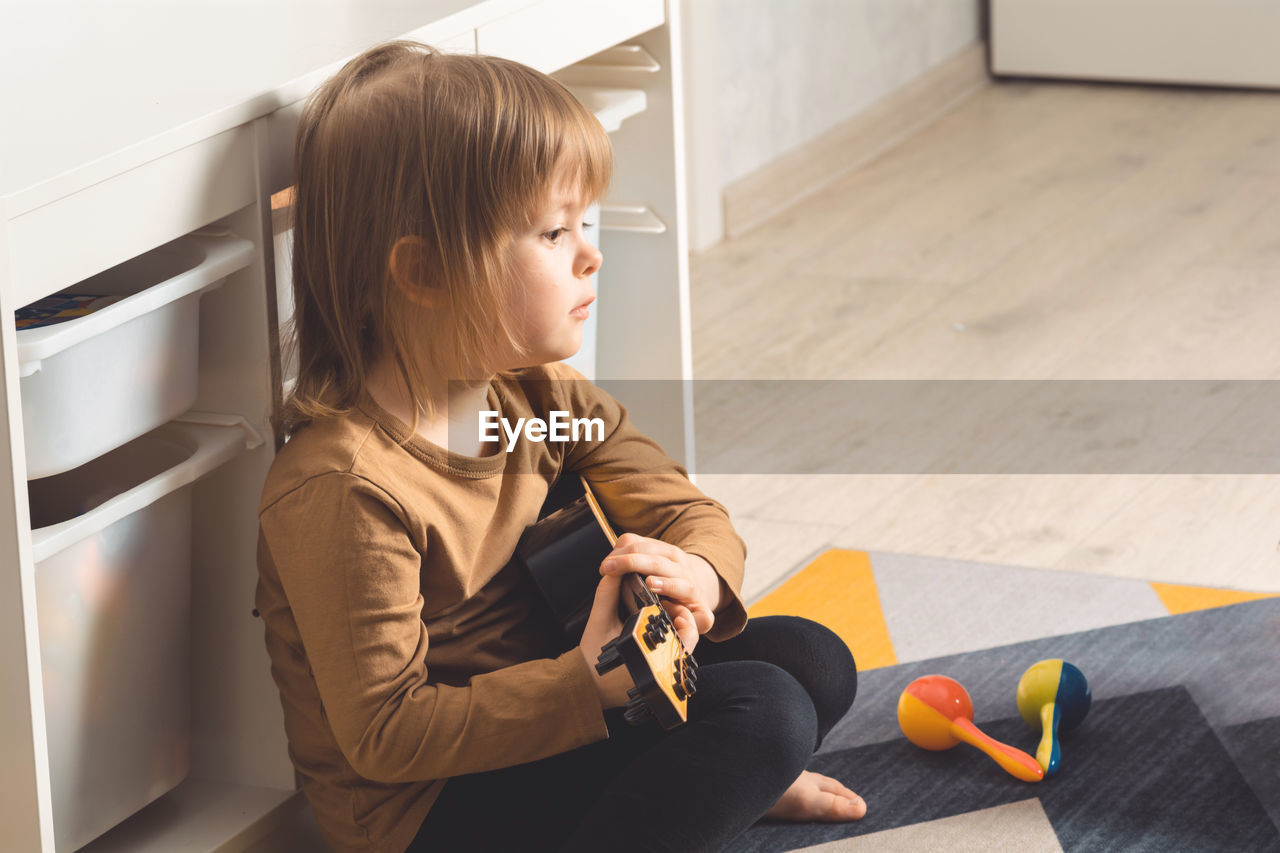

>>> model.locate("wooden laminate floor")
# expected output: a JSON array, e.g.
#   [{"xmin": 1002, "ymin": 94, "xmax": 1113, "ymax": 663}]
[{"xmin": 690, "ymin": 79, "xmax": 1280, "ymax": 602}]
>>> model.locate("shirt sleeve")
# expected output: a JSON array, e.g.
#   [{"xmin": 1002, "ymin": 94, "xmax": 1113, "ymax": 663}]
[
  {"xmin": 259, "ymin": 472, "xmax": 609, "ymax": 784},
  {"xmin": 549, "ymin": 365, "xmax": 750, "ymax": 642}
]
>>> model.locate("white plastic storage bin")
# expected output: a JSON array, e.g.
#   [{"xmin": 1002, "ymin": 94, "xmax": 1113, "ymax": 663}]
[
  {"xmin": 17, "ymin": 231, "xmax": 254, "ymax": 479},
  {"xmin": 28, "ymin": 420, "xmax": 249, "ymax": 852}
]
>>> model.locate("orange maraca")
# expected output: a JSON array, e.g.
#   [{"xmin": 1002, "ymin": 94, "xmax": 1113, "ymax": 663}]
[{"xmin": 897, "ymin": 675, "xmax": 1044, "ymax": 783}]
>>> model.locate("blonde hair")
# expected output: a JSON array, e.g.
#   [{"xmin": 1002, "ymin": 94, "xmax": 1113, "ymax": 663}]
[{"xmin": 279, "ymin": 41, "xmax": 612, "ymax": 437}]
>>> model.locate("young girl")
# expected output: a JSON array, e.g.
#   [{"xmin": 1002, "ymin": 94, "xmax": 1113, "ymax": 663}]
[{"xmin": 256, "ymin": 41, "xmax": 865, "ymax": 853}]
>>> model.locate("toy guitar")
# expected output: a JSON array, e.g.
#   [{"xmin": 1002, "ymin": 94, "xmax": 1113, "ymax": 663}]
[{"xmin": 512, "ymin": 475, "xmax": 699, "ymax": 729}]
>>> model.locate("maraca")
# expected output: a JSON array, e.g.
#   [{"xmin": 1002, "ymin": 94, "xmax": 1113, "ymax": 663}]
[
  {"xmin": 897, "ymin": 675, "xmax": 1044, "ymax": 782},
  {"xmin": 1016, "ymin": 659, "xmax": 1091, "ymax": 775}
]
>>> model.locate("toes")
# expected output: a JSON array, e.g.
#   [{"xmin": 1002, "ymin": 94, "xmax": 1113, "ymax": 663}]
[
  {"xmin": 843, "ymin": 794, "xmax": 867, "ymax": 820},
  {"xmin": 812, "ymin": 772, "xmax": 858, "ymax": 799},
  {"xmin": 815, "ymin": 791, "xmax": 866, "ymax": 822},
  {"xmin": 766, "ymin": 774, "xmax": 867, "ymax": 823},
  {"xmin": 808, "ymin": 773, "xmax": 866, "ymax": 821}
]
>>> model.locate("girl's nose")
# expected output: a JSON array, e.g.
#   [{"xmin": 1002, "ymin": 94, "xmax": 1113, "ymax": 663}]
[{"xmin": 577, "ymin": 241, "xmax": 602, "ymax": 279}]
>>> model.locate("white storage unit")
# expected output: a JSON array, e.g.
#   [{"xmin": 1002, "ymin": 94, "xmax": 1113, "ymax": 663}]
[
  {"xmin": 557, "ymin": 79, "xmax": 648, "ymax": 381},
  {"xmin": 1, "ymin": 1, "xmax": 696, "ymax": 851},
  {"xmin": 991, "ymin": 0, "xmax": 1280, "ymax": 89}
]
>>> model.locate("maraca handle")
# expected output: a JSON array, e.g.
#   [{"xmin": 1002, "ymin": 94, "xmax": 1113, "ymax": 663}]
[
  {"xmin": 950, "ymin": 718, "xmax": 1044, "ymax": 782},
  {"xmin": 1037, "ymin": 702, "xmax": 1061, "ymax": 775}
]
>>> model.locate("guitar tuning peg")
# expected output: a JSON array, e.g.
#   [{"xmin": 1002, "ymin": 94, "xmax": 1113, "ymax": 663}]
[
  {"xmin": 624, "ymin": 708, "xmax": 651, "ymax": 725},
  {"xmin": 595, "ymin": 645, "xmax": 623, "ymax": 674},
  {"xmin": 674, "ymin": 674, "xmax": 699, "ymax": 700},
  {"xmin": 643, "ymin": 623, "xmax": 667, "ymax": 650},
  {"xmin": 624, "ymin": 696, "xmax": 652, "ymax": 725},
  {"xmin": 672, "ymin": 662, "xmax": 696, "ymax": 698}
]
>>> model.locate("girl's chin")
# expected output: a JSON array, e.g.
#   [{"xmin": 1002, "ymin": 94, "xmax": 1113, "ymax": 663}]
[
  {"xmin": 552, "ymin": 335, "xmax": 584, "ymax": 361},
  {"xmin": 516, "ymin": 342, "xmax": 582, "ymax": 368}
]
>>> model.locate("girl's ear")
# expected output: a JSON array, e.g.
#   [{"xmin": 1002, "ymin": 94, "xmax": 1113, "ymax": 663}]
[{"xmin": 388, "ymin": 236, "xmax": 445, "ymax": 308}]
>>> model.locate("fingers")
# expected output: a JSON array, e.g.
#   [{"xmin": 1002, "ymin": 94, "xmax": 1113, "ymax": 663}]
[
  {"xmin": 599, "ymin": 571, "xmax": 623, "ymax": 606},
  {"xmin": 600, "ymin": 551, "xmax": 680, "ymax": 580},
  {"xmin": 665, "ymin": 604, "xmax": 700, "ymax": 653},
  {"xmin": 644, "ymin": 574, "xmax": 694, "ymax": 601},
  {"xmin": 578, "ymin": 573, "xmax": 633, "ymax": 709},
  {"xmin": 601, "ymin": 533, "xmax": 685, "ymax": 574},
  {"xmin": 659, "ymin": 590, "xmax": 715, "ymax": 635},
  {"xmin": 584, "ymin": 572, "xmax": 623, "ymax": 637},
  {"xmin": 600, "ymin": 533, "xmax": 716, "ymax": 638},
  {"xmin": 600, "ymin": 541, "xmax": 694, "ymax": 602}
]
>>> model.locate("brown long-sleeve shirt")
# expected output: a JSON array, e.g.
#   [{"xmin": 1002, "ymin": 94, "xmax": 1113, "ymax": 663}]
[{"xmin": 255, "ymin": 362, "xmax": 748, "ymax": 852}]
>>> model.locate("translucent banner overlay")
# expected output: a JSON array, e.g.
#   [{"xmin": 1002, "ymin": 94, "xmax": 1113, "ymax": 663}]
[
  {"xmin": 443, "ymin": 379, "xmax": 1280, "ymax": 474},
  {"xmin": 629, "ymin": 379, "xmax": 1280, "ymax": 474}
]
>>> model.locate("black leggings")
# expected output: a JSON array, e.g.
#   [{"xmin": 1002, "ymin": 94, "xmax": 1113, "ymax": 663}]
[{"xmin": 408, "ymin": 616, "xmax": 858, "ymax": 853}]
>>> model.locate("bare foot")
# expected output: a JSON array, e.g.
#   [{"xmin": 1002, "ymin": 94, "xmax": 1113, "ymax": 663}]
[{"xmin": 764, "ymin": 771, "xmax": 867, "ymax": 822}]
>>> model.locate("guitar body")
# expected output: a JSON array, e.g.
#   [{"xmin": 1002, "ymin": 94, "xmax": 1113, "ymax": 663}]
[
  {"xmin": 515, "ymin": 486, "xmax": 610, "ymax": 641},
  {"xmin": 513, "ymin": 475, "xmax": 698, "ymax": 729}
]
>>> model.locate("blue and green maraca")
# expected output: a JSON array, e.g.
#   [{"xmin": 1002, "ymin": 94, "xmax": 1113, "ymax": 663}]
[{"xmin": 1015, "ymin": 659, "xmax": 1091, "ymax": 775}]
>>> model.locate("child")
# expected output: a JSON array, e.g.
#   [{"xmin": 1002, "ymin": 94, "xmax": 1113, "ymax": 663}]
[{"xmin": 255, "ymin": 40, "xmax": 865, "ymax": 853}]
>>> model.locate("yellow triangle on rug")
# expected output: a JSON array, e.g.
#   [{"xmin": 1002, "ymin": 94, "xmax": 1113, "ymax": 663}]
[
  {"xmin": 748, "ymin": 550, "xmax": 897, "ymax": 670},
  {"xmin": 1150, "ymin": 582, "xmax": 1278, "ymax": 615}
]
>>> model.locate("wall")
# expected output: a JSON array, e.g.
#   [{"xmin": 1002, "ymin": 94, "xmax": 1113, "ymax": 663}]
[
  {"xmin": 683, "ymin": 0, "xmax": 982, "ymax": 249},
  {"xmin": 717, "ymin": 0, "xmax": 981, "ymax": 184}
]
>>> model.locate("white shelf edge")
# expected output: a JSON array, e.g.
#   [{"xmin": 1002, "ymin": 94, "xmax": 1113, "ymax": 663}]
[
  {"xmin": 78, "ymin": 778, "xmax": 298, "ymax": 853},
  {"xmin": 573, "ymin": 44, "xmax": 661, "ymax": 72},
  {"xmin": 16, "ymin": 232, "xmax": 254, "ymax": 373},
  {"xmin": 562, "ymin": 86, "xmax": 647, "ymax": 133},
  {"xmin": 28, "ymin": 418, "xmax": 255, "ymax": 563},
  {"xmin": 175, "ymin": 411, "xmax": 265, "ymax": 450},
  {"xmin": 600, "ymin": 204, "xmax": 667, "ymax": 235}
]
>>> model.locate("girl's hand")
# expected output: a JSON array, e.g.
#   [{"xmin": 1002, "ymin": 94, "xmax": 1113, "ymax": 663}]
[
  {"xmin": 598, "ymin": 533, "xmax": 720, "ymax": 653},
  {"xmin": 578, "ymin": 573, "xmax": 634, "ymax": 710}
]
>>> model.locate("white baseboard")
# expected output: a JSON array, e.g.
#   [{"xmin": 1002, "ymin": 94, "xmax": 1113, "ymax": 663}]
[{"xmin": 721, "ymin": 42, "xmax": 989, "ymax": 240}]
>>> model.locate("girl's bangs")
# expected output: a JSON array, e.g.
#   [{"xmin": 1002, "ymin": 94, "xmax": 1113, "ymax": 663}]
[{"xmin": 543, "ymin": 89, "xmax": 613, "ymax": 203}]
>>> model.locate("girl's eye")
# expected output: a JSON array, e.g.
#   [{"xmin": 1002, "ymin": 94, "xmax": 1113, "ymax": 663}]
[
  {"xmin": 544, "ymin": 227, "xmax": 566, "ymax": 243},
  {"xmin": 582, "ymin": 222, "xmax": 595, "ymax": 230}
]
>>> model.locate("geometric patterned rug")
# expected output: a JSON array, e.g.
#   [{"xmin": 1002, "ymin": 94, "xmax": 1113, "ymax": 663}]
[{"xmin": 737, "ymin": 551, "xmax": 1280, "ymax": 852}]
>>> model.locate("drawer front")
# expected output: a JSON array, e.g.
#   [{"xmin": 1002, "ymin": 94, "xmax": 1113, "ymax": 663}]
[
  {"xmin": 477, "ymin": 0, "xmax": 665, "ymax": 73},
  {"xmin": 7, "ymin": 124, "xmax": 256, "ymax": 307}
]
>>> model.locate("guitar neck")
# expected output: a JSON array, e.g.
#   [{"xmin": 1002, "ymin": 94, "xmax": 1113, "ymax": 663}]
[{"xmin": 574, "ymin": 476, "xmax": 664, "ymax": 618}]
